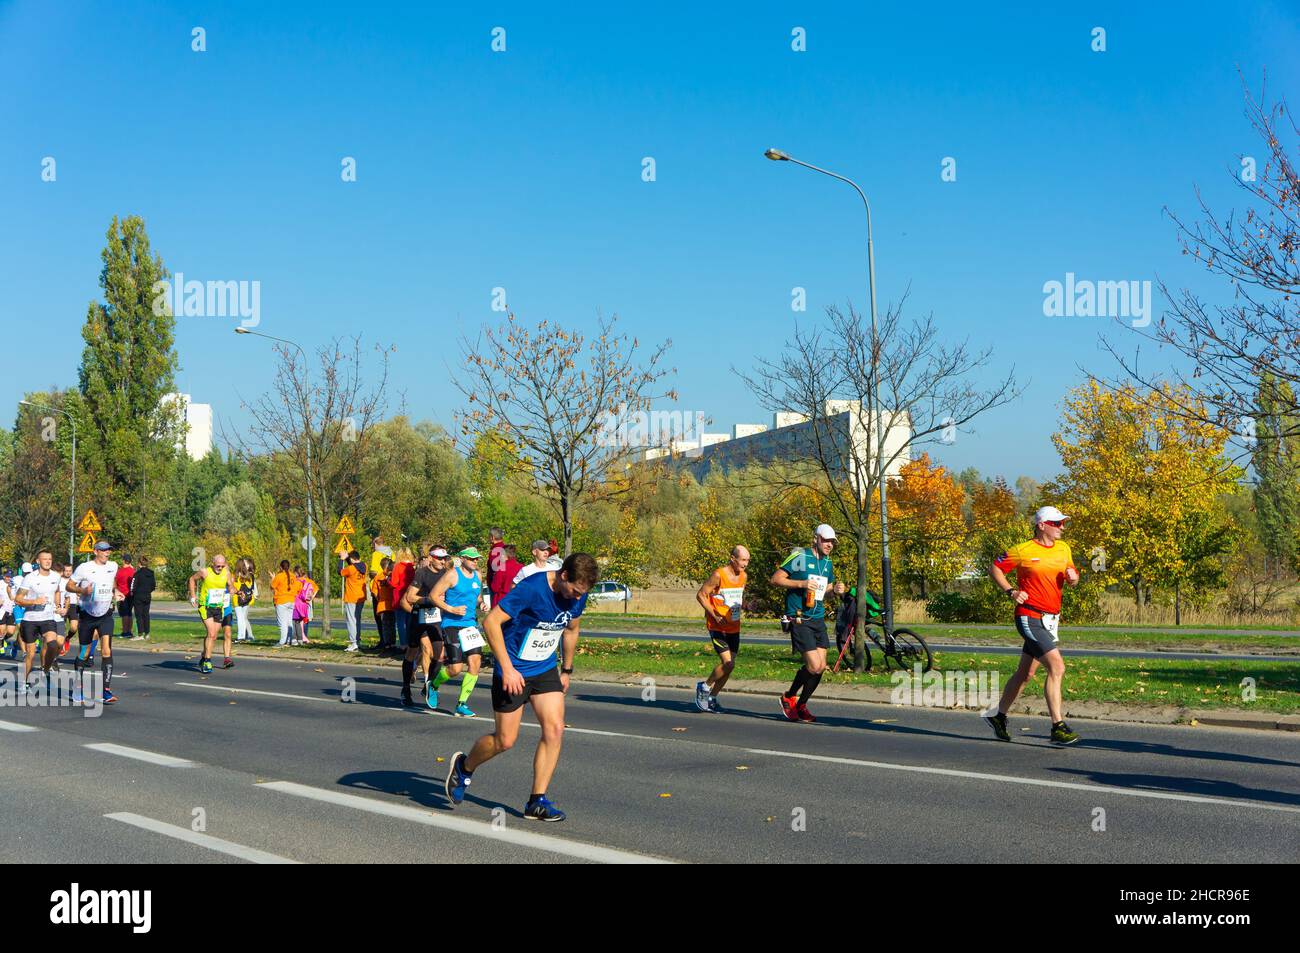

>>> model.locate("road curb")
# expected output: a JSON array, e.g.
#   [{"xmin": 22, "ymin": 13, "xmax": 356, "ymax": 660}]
[{"xmin": 113, "ymin": 641, "xmax": 1300, "ymax": 733}]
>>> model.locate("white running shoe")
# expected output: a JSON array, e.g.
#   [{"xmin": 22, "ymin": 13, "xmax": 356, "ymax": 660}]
[{"xmin": 694, "ymin": 680, "xmax": 710, "ymax": 712}]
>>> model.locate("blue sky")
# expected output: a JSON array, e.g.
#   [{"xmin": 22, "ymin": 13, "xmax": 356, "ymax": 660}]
[{"xmin": 3, "ymin": 0, "xmax": 1297, "ymax": 481}]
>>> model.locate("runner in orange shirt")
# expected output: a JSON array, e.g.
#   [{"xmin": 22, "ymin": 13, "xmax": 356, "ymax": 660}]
[
  {"xmin": 985, "ymin": 505, "xmax": 1081, "ymax": 745},
  {"xmin": 693, "ymin": 545, "xmax": 750, "ymax": 713}
]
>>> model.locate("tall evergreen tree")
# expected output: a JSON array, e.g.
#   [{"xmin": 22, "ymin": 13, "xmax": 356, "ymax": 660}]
[
  {"xmin": 78, "ymin": 216, "xmax": 182, "ymax": 553},
  {"xmin": 1252, "ymin": 373, "xmax": 1300, "ymax": 572}
]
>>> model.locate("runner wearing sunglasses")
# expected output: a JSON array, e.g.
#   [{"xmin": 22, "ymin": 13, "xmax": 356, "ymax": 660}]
[{"xmin": 984, "ymin": 505, "xmax": 1081, "ymax": 745}]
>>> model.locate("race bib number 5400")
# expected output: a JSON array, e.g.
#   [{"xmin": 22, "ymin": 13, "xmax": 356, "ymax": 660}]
[{"xmin": 519, "ymin": 626, "xmax": 563, "ymax": 662}]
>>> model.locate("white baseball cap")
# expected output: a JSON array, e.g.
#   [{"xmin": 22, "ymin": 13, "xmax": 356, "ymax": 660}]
[
  {"xmin": 814, "ymin": 523, "xmax": 837, "ymax": 541},
  {"xmin": 1034, "ymin": 506, "xmax": 1069, "ymax": 524}
]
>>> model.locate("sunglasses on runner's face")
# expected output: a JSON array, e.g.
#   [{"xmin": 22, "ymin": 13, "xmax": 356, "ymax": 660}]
[{"xmin": 1045, "ymin": 520, "xmax": 1065, "ymax": 528}]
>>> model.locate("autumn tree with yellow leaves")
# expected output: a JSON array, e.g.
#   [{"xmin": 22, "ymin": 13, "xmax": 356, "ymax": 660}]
[
  {"xmin": 1047, "ymin": 381, "xmax": 1242, "ymax": 607},
  {"xmin": 888, "ymin": 453, "xmax": 967, "ymax": 597}
]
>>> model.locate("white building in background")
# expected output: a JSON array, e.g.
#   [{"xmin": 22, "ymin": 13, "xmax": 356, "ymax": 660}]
[
  {"xmin": 640, "ymin": 401, "xmax": 911, "ymax": 500},
  {"xmin": 161, "ymin": 392, "xmax": 213, "ymax": 461}
]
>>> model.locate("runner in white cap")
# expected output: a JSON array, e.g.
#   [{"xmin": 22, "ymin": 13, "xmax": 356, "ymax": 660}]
[
  {"xmin": 770, "ymin": 524, "xmax": 846, "ymax": 722},
  {"xmin": 984, "ymin": 505, "xmax": 1081, "ymax": 745}
]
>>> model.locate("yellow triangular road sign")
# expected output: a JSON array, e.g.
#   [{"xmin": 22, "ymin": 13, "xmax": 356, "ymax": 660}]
[
  {"xmin": 78, "ymin": 509, "xmax": 102, "ymax": 532},
  {"xmin": 335, "ymin": 515, "xmax": 356, "ymax": 535},
  {"xmin": 77, "ymin": 533, "xmax": 97, "ymax": 554},
  {"xmin": 334, "ymin": 535, "xmax": 353, "ymax": 556}
]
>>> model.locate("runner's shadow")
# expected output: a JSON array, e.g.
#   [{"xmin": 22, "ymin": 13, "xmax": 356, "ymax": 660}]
[
  {"xmin": 1047, "ymin": 766, "xmax": 1300, "ymax": 808},
  {"xmin": 337, "ymin": 769, "xmax": 449, "ymax": 809},
  {"xmin": 336, "ymin": 770, "xmax": 517, "ymax": 817},
  {"xmin": 1078, "ymin": 738, "xmax": 1300, "ymax": 770}
]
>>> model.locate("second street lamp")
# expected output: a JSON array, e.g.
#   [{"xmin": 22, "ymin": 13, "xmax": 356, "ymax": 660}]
[{"xmin": 764, "ymin": 147, "xmax": 896, "ymax": 630}]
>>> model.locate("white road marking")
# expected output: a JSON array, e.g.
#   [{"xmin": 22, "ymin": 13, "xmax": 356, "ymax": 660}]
[
  {"xmin": 105, "ymin": 812, "xmax": 299, "ymax": 863},
  {"xmin": 743, "ymin": 747, "xmax": 1300, "ymax": 814},
  {"xmin": 258, "ymin": 780, "xmax": 674, "ymax": 864},
  {"xmin": 0, "ymin": 719, "xmax": 39, "ymax": 733},
  {"xmin": 174, "ymin": 682, "xmax": 332, "ymax": 703},
  {"xmin": 83, "ymin": 743, "xmax": 194, "ymax": 768}
]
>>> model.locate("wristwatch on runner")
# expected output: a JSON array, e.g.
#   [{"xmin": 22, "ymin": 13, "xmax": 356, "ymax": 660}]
[{"xmin": 561, "ymin": 666, "xmax": 574, "ymax": 675}]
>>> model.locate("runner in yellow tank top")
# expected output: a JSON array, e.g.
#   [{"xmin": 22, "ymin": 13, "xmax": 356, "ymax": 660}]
[
  {"xmin": 188, "ymin": 556, "xmax": 233, "ymax": 675},
  {"xmin": 693, "ymin": 546, "xmax": 750, "ymax": 713}
]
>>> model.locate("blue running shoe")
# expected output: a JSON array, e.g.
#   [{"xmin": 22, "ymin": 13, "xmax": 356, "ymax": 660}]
[
  {"xmin": 445, "ymin": 751, "xmax": 470, "ymax": 806},
  {"xmin": 425, "ymin": 680, "xmax": 438, "ymax": 710},
  {"xmin": 102, "ymin": 689, "xmax": 117, "ymax": 705},
  {"xmin": 454, "ymin": 703, "xmax": 476, "ymax": 718},
  {"xmin": 708, "ymin": 695, "xmax": 723, "ymax": 714},
  {"xmin": 524, "ymin": 795, "xmax": 566, "ymax": 822}
]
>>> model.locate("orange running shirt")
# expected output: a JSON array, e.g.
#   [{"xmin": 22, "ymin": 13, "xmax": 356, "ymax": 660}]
[
  {"xmin": 994, "ymin": 540, "xmax": 1075, "ymax": 618},
  {"xmin": 704, "ymin": 565, "xmax": 746, "ymax": 634}
]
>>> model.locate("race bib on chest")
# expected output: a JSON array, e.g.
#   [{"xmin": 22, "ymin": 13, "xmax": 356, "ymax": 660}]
[
  {"xmin": 419, "ymin": 607, "xmax": 441, "ymax": 624},
  {"xmin": 206, "ymin": 589, "xmax": 226, "ymax": 607},
  {"xmin": 518, "ymin": 626, "xmax": 563, "ymax": 662},
  {"xmin": 457, "ymin": 626, "xmax": 485, "ymax": 650},
  {"xmin": 808, "ymin": 575, "xmax": 829, "ymax": 602},
  {"xmin": 719, "ymin": 587, "xmax": 744, "ymax": 621},
  {"xmin": 94, "ymin": 581, "xmax": 114, "ymax": 604}
]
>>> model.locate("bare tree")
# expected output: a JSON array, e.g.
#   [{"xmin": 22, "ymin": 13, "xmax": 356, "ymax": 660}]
[
  {"xmin": 457, "ymin": 312, "xmax": 674, "ymax": 555},
  {"xmin": 740, "ymin": 299, "xmax": 1019, "ymax": 671},
  {"xmin": 1101, "ymin": 77, "xmax": 1299, "ymax": 451},
  {"xmin": 228, "ymin": 336, "xmax": 390, "ymax": 632}
]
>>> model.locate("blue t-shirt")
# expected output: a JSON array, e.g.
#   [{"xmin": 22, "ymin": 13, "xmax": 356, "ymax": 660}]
[
  {"xmin": 496, "ymin": 571, "xmax": 588, "ymax": 677},
  {"xmin": 780, "ymin": 547, "xmax": 835, "ymax": 620},
  {"xmin": 441, "ymin": 565, "xmax": 481, "ymax": 630}
]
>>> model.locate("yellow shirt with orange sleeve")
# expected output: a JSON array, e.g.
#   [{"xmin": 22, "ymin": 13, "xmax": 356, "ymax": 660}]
[
  {"xmin": 370, "ymin": 572, "xmax": 393, "ymax": 613},
  {"xmin": 993, "ymin": 540, "xmax": 1075, "ymax": 618}
]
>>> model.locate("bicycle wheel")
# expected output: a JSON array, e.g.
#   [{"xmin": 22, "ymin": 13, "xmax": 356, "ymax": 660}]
[{"xmin": 888, "ymin": 628, "xmax": 933, "ymax": 673}]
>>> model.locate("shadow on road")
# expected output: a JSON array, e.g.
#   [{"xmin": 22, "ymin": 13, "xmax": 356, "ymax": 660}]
[
  {"xmin": 1047, "ymin": 766, "xmax": 1300, "ymax": 808},
  {"xmin": 1077, "ymin": 738, "xmax": 1300, "ymax": 770},
  {"xmin": 336, "ymin": 769, "xmax": 518, "ymax": 817}
]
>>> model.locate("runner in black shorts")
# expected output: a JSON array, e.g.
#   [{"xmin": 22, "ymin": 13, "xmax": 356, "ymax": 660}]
[
  {"xmin": 14, "ymin": 551, "xmax": 64, "ymax": 691},
  {"xmin": 770, "ymin": 526, "xmax": 846, "ymax": 723},
  {"xmin": 399, "ymin": 546, "xmax": 450, "ymax": 708},
  {"xmin": 69, "ymin": 541, "xmax": 122, "ymax": 703}
]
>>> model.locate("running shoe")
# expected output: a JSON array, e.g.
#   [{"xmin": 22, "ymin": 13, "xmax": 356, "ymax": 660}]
[
  {"xmin": 454, "ymin": 703, "xmax": 476, "ymax": 718},
  {"xmin": 778, "ymin": 693, "xmax": 799, "ymax": 722},
  {"xmin": 983, "ymin": 710, "xmax": 1011, "ymax": 742},
  {"xmin": 708, "ymin": 695, "xmax": 723, "ymax": 714},
  {"xmin": 59, "ymin": 640, "xmax": 72, "ymax": 658},
  {"xmin": 17, "ymin": 680, "xmax": 27, "ymax": 696},
  {"xmin": 223, "ymin": 657, "xmax": 234, "ymax": 669},
  {"xmin": 401, "ymin": 691, "xmax": 416, "ymax": 708},
  {"xmin": 1050, "ymin": 721, "xmax": 1079, "ymax": 745},
  {"xmin": 524, "ymin": 795, "xmax": 566, "ymax": 823},
  {"xmin": 102, "ymin": 688, "xmax": 116, "ymax": 704},
  {"xmin": 796, "ymin": 703, "xmax": 816, "ymax": 723},
  {"xmin": 200, "ymin": 659, "xmax": 213, "ymax": 675},
  {"xmin": 344, "ymin": 645, "xmax": 358, "ymax": 653},
  {"xmin": 425, "ymin": 680, "xmax": 438, "ymax": 710},
  {"xmin": 445, "ymin": 751, "xmax": 470, "ymax": 806},
  {"xmin": 694, "ymin": 680, "xmax": 710, "ymax": 712}
]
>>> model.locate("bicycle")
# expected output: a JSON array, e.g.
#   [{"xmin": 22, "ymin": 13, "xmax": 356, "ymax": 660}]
[{"xmin": 830, "ymin": 589, "xmax": 933, "ymax": 674}]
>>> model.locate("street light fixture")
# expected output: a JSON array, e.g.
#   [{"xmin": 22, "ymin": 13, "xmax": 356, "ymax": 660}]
[
  {"xmin": 763, "ymin": 147, "xmax": 896, "ymax": 629},
  {"xmin": 233, "ymin": 327, "xmax": 315, "ymax": 579},
  {"xmin": 20, "ymin": 400, "xmax": 77, "ymax": 565}
]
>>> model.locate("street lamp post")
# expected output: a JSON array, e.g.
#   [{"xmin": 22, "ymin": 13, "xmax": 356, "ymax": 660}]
[
  {"xmin": 764, "ymin": 148, "xmax": 895, "ymax": 629},
  {"xmin": 20, "ymin": 400, "xmax": 77, "ymax": 565},
  {"xmin": 234, "ymin": 328, "xmax": 314, "ymax": 580}
]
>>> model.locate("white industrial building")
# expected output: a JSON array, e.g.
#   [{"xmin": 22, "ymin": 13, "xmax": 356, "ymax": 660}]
[{"xmin": 161, "ymin": 392, "xmax": 214, "ymax": 461}]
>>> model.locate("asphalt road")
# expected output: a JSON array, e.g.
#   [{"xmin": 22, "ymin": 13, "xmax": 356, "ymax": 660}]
[
  {"xmin": 145, "ymin": 609, "xmax": 1299, "ymax": 662},
  {"xmin": 1, "ymin": 648, "xmax": 1297, "ymax": 864}
]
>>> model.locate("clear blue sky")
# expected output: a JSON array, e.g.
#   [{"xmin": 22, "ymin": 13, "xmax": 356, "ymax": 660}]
[{"xmin": 3, "ymin": 0, "xmax": 1297, "ymax": 481}]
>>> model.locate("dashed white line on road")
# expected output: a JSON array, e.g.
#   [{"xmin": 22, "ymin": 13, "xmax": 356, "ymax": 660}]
[
  {"xmin": 105, "ymin": 812, "xmax": 299, "ymax": 863},
  {"xmin": 174, "ymin": 682, "xmax": 332, "ymax": 703},
  {"xmin": 0, "ymin": 719, "xmax": 39, "ymax": 732},
  {"xmin": 258, "ymin": 780, "xmax": 676, "ymax": 864},
  {"xmin": 84, "ymin": 743, "xmax": 194, "ymax": 767}
]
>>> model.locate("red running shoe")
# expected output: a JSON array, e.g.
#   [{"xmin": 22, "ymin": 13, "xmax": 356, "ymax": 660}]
[
  {"xmin": 796, "ymin": 703, "xmax": 816, "ymax": 723},
  {"xmin": 779, "ymin": 694, "xmax": 799, "ymax": 722}
]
